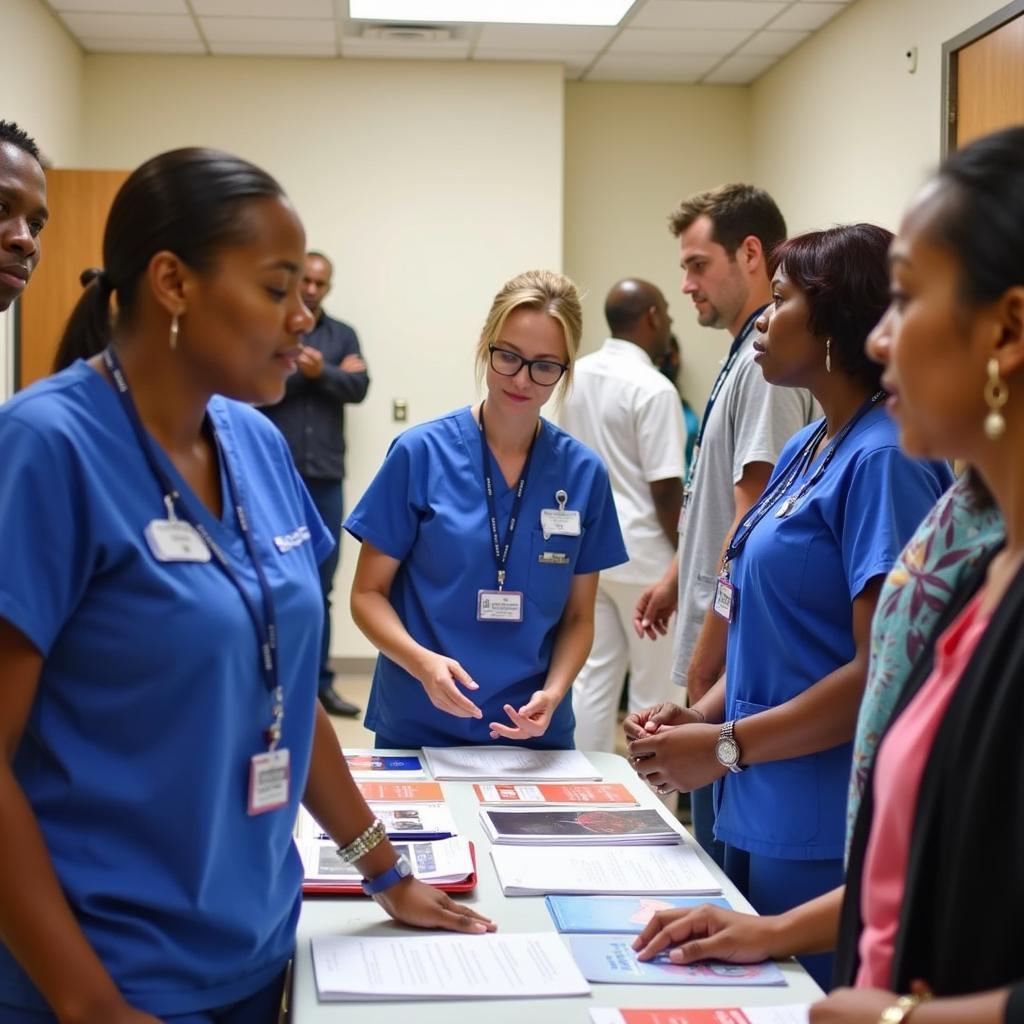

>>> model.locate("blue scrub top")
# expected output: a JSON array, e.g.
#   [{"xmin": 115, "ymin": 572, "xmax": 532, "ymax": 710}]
[
  {"xmin": 345, "ymin": 406, "xmax": 627, "ymax": 749},
  {"xmin": 716, "ymin": 406, "xmax": 953, "ymax": 860},
  {"xmin": 0, "ymin": 362, "xmax": 332, "ymax": 1017}
]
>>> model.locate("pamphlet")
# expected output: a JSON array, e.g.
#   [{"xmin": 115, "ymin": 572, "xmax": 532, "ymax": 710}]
[
  {"xmin": 590, "ymin": 1006, "xmax": 810, "ymax": 1024},
  {"xmin": 474, "ymin": 782, "xmax": 637, "ymax": 806},
  {"xmin": 423, "ymin": 745, "xmax": 601, "ymax": 781},
  {"xmin": 344, "ymin": 749, "xmax": 427, "ymax": 780},
  {"xmin": 546, "ymin": 895, "xmax": 732, "ymax": 934},
  {"xmin": 481, "ymin": 807, "xmax": 680, "ymax": 845},
  {"xmin": 357, "ymin": 780, "xmax": 444, "ymax": 803}
]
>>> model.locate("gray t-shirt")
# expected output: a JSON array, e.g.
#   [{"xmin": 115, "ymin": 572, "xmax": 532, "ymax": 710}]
[{"xmin": 672, "ymin": 338, "xmax": 818, "ymax": 685}]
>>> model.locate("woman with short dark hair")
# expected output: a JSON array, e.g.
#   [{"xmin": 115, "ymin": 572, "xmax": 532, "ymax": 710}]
[{"xmin": 627, "ymin": 223, "xmax": 952, "ymax": 988}]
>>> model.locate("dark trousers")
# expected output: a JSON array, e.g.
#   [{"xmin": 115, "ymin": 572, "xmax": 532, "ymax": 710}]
[
  {"xmin": 303, "ymin": 477, "xmax": 344, "ymax": 693},
  {"xmin": 691, "ymin": 783, "xmax": 725, "ymax": 868}
]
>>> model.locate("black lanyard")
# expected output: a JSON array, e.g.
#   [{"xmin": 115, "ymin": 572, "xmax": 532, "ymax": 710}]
[
  {"xmin": 724, "ymin": 390, "xmax": 885, "ymax": 570},
  {"xmin": 685, "ymin": 306, "xmax": 768, "ymax": 493},
  {"xmin": 478, "ymin": 403, "xmax": 538, "ymax": 591},
  {"xmin": 102, "ymin": 347, "xmax": 284, "ymax": 750}
]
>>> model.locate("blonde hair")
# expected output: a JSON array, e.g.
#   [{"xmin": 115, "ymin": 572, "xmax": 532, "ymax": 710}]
[{"xmin": 475, "ymin": 269, "xmax": 583, "ymax": 398}]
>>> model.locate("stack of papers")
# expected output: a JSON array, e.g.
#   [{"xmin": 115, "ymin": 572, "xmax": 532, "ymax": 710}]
[
  {"xmin": 491, "ymin": 844, "xmax": 722, "ymax": 896},
  {"xmin": 474, "ymin": 782, "xmax": 637, "ymax": 806},
  {"xmin": 311, "ymin": 932, "xmax": 591, "ymax": 1001},
  {"xmin": 344, "ymin": 750, "xmax": 427, "ymax": 780},
  {"xmin": 569, "ymin": 935, "xmax": 786, "ymax": 987},
  {"xmin": 423, "ymin": 745, "xmax": 601, "ymax": 782},
  {"xmin": 296, "ymin": 804, "xmax": 455, "ymax": 843},
  {"xmin": 298, "ymin": 835, "xmax": 473, "ymax": 891},
  {"xmin": 481, "ymin": 807, "xmax": 680, "ymax": 846},
  {"xmin": 546, "ymin": 895, "xmax": 732, "ymax": 934},
  {"xmin": 591, "ymin": 1007, "xmax": 809, "ymax": 1024}
]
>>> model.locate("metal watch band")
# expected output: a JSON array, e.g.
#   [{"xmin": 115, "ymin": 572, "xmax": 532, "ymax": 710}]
[
  {"xmin": 337, "ymin": 817, "xmax": 386, "ymax": 863},
  {"xmin": 878, "ymin": 995, "xmax": 927, "ymax": 1024}
]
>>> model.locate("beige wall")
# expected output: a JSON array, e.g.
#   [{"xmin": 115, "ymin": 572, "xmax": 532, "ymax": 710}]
[
  {"xmin": 564, "ymin": 82, "xmax": 752, "ymax": 407},
  {"xmin": 751, "ymin": 0, "xmax": 1005, "ymax": 234},
  {"xmin": 80, "ymin": 55, "xmax": 565, "ymax": 659}
]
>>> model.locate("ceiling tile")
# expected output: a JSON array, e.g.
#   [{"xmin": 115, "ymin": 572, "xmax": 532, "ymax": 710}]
[
  {"xmin": 475, "ymin": 24, "xmax": 613, "ymax": 52},
  {"xmin": 473, "ymin": 48, "xmax": 596, "ymax": 70},
  {"xmin": 208, "ymin": 41, "xmax": 338, "ymax": 55},
  {"xmin": 200, "ymin": 17, "xmax": 334, "ymax": 43},
  {"xmin": 59, "ymin": 12, "xmax": 201, "ymax": 41},
  {"xmin": 771, "ymin": 2, "xmax": 846, "ymax": 31},
  {"xmin": 50, "ymin": 0, "xmax": 186, "ymax": 11},
  {"xmin": 193, "ymin": 0, "xmax": 331, "ymax": 14},
  {"xmin": 586, "ymin": 52, "xmax": 720, "ymax": 82},
  {"xmin": 735, "ymin": 29, "xmax": 810, "ymax": 56},
  {"xmin": 77, "ymin": 36, "xmax": 206, "ymax": 53},
  {"xmin": 340, "ymin": 36, "xmax": 472, "ymax": 59},
  {"xmin": 702, "ymin": 53, "xmax": 776, "ymax": 83},
  {"xmin": 630, "ymin": 1, "xmax": 786, "ymax": 31},
  {"xmin": 608, "ymin": 27, "xmax": 752, "ymax": 55}
]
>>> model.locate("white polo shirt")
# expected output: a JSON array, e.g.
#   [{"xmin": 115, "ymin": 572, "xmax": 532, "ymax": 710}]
[{"xmin": 560, "ymin": 338, "xmax": 686, "ymax": 585}]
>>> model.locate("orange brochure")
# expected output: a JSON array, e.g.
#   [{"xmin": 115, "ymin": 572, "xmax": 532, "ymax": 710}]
[
  {"xmin": 356, "ymin": 780, "xmax": 445, "ymax": 803},
  {"xmin": 473, "ymin": 782, "xmax": 637, "ymax": 805}
]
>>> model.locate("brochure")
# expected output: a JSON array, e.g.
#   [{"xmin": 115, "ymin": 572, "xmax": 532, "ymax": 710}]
[
  {"xmin": 481, "ymin": 807, "xmax": 680, "ymax": 845},
  {"xmin": 474, "ymin": 782, "xmax": 637, "ymax": 806},
  {"xmin": 546, "ymin": 895, "xmax": 732, "ymax": 934}
]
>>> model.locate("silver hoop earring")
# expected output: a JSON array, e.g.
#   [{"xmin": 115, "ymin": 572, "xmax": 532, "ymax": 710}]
[
  {"xmin": 984, "ymin": 357, "xmax": 1008, "ymax": 440},
  {"xmin": 169, "ymin": 313, "xmax": 179, "ymax": 351},
  {"xmin": 825, "ymin": 337, "xmax": 832, "ymax": 374}
]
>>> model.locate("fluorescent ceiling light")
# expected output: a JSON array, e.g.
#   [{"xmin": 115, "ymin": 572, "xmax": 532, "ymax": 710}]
[{"xmin": 349, "ymin": 1, "xmax": 635, "ymax": 27}]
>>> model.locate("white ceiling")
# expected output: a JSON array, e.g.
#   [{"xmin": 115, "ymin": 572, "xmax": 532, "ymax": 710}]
[{"xmin": 42, "ymin": 0, "xmax": 854, "ymax": 84}]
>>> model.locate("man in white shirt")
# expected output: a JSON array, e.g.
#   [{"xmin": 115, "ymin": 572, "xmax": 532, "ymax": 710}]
[{"xmin": 560, "ymin": 279, "xmax": 686, "ymax": 752}]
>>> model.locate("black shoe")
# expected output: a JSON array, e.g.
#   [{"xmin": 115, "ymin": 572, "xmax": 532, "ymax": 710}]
[{"xmin": 319, "ymin": 689, "xmax": 361, "ymax": 718}]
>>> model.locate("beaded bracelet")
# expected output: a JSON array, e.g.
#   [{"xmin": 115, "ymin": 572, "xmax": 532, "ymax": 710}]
[{"xmin": 337, "ymin": 818, "xmax": 386, "ymax": 864}]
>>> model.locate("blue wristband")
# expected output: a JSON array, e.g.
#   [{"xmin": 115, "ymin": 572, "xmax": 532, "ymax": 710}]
[{"xmin": 361, "ymin": 854, "xmax": 413, "ymax": 896}]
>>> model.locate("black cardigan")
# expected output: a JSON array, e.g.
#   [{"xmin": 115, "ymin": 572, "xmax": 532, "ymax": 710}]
[{"xmin": 835, "ymin": 549, "xmax": 1024, "ymax": 1018}]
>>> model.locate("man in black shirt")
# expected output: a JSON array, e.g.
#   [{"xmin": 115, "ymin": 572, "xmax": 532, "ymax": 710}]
[{"xmin": 263, "ymin": 251, "xmax": 369, "ymax": 716}]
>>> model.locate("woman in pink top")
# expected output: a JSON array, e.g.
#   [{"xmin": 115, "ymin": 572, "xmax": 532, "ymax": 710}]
[{"xmin": 631, "ymin": 124, "xmax": 1024, "ymax": 1024}]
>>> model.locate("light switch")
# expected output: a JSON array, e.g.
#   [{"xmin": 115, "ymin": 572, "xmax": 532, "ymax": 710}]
[{"xmin": 392, "ymin": 398, "xmax": 408, "ymax": 422}]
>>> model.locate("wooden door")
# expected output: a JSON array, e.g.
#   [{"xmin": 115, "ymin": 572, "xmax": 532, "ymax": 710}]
[
  {"xmin": 944, "ymin": 2, "xmax": 1024, "ymax": 153},
  {"xmin": 17, "ymin": 168, "xmax": 128, "ymax": 389}
]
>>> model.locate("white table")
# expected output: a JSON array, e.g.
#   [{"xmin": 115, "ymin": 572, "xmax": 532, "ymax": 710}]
[{"xmin": 290, "ymin": 751, "xmax": 823, "ymax": 1021}]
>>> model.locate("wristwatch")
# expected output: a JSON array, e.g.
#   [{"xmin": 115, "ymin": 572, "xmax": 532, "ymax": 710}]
[
  {"xmin": 715, "ymin": 720, "xmax": 746, "ymax": 773},
  {"xmin": 878, "ymin": 995, "xmax": 928, "ymax": 1023},
  {"xmin": 361, "ymin": 854, "xmax": 413, "ymax": 897}
]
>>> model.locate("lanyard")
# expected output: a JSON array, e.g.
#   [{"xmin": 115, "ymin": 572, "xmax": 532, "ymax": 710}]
[
  {"xmin": 478, "ymin": 403, "xmax": 539, "ymax": 591},
  {"xmin": 723, "ymin": 390, "xmax": 885, "ymax": 570},
  {"xmin": 102, "ymin": 347, "xmax": 285, "ymax": 751},
  {"xmin": 685, "ymin": 305, "xmax": 768, "ymax": 494}
]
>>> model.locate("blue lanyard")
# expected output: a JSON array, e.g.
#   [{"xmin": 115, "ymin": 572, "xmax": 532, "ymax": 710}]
[
  {"xmin": 102, "ymin": 347, "xmax": 285, "ymax": 750},
  {"xmin": 685, "ymin": 305, "xmax": 768, "ymax": 493},
  {"xmin": 724, "ymin": 390, "xmax": 885, "ymax": 569},
  {"xmin": 478, "ymin": 403, "xmax": 538, "ymax": 590}
]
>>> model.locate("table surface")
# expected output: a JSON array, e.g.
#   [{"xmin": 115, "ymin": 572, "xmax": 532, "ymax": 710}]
[{"xmin": 291, "ymin": 751, "xmax": 823, "ymax": 1021}]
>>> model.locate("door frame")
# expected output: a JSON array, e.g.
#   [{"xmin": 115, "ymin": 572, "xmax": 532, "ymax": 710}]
[{"xmin": 942, "ymin": 0, "xmax": 1024, "ymax": 155}]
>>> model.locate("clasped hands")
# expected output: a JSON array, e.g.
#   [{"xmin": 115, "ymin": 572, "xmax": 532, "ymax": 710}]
[
  {"xmin": 624, "ymin": 701, "xmax": 724, "ymax": 794},
  {"xmin": 415, "ymin": 649, "xmax": 556, "ymax": 740}
]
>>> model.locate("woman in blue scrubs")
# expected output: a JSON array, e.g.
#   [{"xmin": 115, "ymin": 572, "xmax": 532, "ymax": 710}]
[
  {"xmin": 627, "ymin": 225, "xmax": 952, "ymax": 988},
  {"xmin": 0, "ymin": 148, "xmax": 493, "ymax": 1024},
  {"xmin": 347, "ymin": 270, "xmax": 627, "ymax": 749}
]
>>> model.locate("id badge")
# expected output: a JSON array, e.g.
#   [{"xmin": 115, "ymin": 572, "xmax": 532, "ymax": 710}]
[
  {"xmin": 713, "ymin": 576, "xmax": 735, "ymax": 622},
  {"xmin": 540, "ymin": 509, "xmax": 581, "ymax": 540},
  {"xmin": 248, "ymin": 748, "xmax": 290, "ymax": 815},
  {"xmin": 477, "ymin": 589, "xmax": 524, "ymax": 622},
  {"xmin": 144, "ymin": 520, "xmax": 211, "ymax": 563}
]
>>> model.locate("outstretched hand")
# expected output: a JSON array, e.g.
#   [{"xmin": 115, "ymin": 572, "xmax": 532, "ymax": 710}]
[
  {"xmin": 489, "ymin": 690, "xmax": 557, "ymax": 741},
  {"xmin": 375, "ymin": 877, "xmax": 497, "ymax": 935},
  {"xmin": 416, "ymin": 652, "xmax": 483, "ymax": 719}
]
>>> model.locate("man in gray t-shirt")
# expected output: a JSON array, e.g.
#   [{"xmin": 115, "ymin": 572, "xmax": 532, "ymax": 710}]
[{"xmin": 629, "ymin": 184, "xmax": 817, "ymax": 864}]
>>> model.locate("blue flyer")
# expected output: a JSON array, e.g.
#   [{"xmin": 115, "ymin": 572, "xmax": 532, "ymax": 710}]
[{"xmin": 546, "ymin": 895, "xmax": 732, "ymax": 934}]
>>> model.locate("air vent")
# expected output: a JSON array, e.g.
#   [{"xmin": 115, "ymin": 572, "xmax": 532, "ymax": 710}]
[{"xmin": 362, "ymin": 25, "xmax": 452, "ymax": 42}]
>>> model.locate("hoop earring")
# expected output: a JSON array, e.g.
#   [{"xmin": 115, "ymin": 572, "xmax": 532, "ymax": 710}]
[
  {"xmin": 169, "ymin": 313, "xmax": 179, "ymax": 351},
  {"xmin": 825, "ymin": 337, "xmax": 832, "ymax": 374},
  {"xmin": 984, "ymin": 357, "xmax": 1008, "ymax": 440}
]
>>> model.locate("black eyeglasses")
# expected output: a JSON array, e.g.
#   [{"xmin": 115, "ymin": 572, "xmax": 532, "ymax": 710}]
[{"xmin": 488, "ymin": 345, "xmax": 568, "ymax": 387}]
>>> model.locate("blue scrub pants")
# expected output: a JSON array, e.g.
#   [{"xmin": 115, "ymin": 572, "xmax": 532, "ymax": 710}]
[
  {"xmin": 303, "ymin": 476, "xmax": 344, "ymax": 694},
  {"xmin": 0, "ymin": 969, "xmax": 287, "ymax": 1024},
  {"xmin": 690, "ymin": 783, "xmax": 725, "ymax": 868},
  {"xmin": 723, "ymin": 845, "xmax": 843, "ymax": 992}
]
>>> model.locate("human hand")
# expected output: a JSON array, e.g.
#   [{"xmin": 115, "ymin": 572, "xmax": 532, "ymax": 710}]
[
  {"xmin": 297, "ymin": 344, "xmax": 325, "ymax": 378},
  {"xmin": 632, "ymin": 904, "xmax": 779, "ymax": 964},
  {"xmin": 414, "ymin": 652, "xmax": 482, "ymax": 719},
  {"xmin": 375, "ymin": 877, "xmax": 496, "ymax": 934},
  {"xmin": 633, "ymin": 576, "xmax": 678, "ymax": 639},
  {"xmin": 488, "ymin": 690, "xmax": 557, "ymax": 741},
  {"xmin": 809, "ymin": 987, "xmax": 902, "ymax": 1023},
  {"xmin": 628, "ymin": 721, "xmax": 723, "ymax": 794},
  {"xmin": 340, "ymin": 353, "xmax": 367, "ymax": 373},
  {"xmin": 622, "ymin": 701, "xmax": 696, "ymax": 741}
]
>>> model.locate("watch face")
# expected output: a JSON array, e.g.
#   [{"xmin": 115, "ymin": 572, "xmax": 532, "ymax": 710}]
[
  {"xmin": 715, "ymin": 737, "xmax": 740, "ymax": 767},
  {"xmin": 395, "ymin": 854, "xmax": 413, "ymax": 879}
]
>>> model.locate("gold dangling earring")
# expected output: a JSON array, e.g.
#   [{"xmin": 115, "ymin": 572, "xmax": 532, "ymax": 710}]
[
  {"xmin": 825, "ymin": 337, "xmax": 832, "ymax": 374},
  {"xmin": 169, "ymin": 312, "xmax": 180, "ymax": 351},
  {"xmin": 984, "ymin": 357, "xmax": 1008, "ymax": 440}
]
